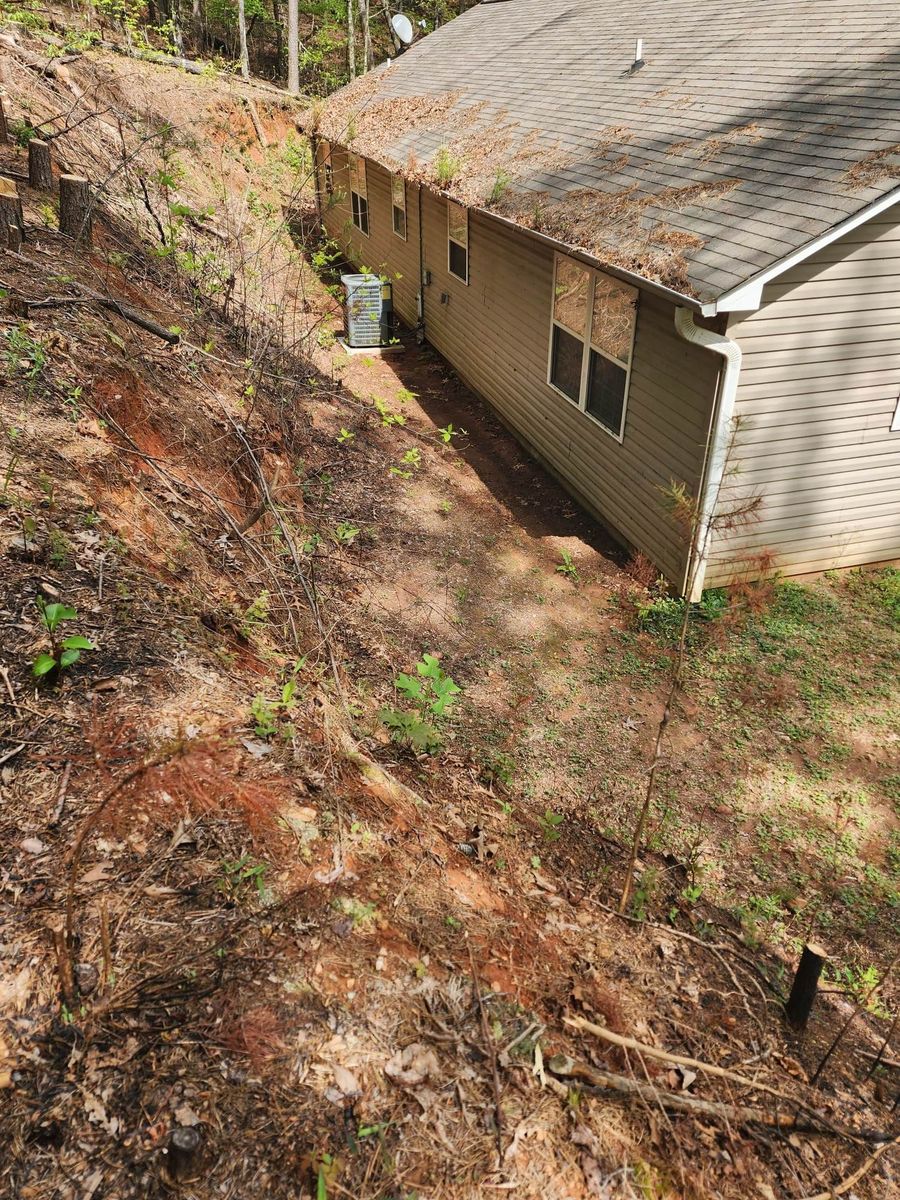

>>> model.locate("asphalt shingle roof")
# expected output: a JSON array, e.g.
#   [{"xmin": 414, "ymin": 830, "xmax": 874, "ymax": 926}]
[{"xmin": 312, "ymin": 0, "xmax": 900, "ymax": 301}]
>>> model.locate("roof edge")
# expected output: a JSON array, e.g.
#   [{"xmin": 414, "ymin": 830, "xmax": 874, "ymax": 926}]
[
  {"xmin": 477, "ymin": 206, "xmax": 704, "ymax": 311},
  {"xmin": 705, "ymin": 184, "xmax": 900, "ymax": 316}
]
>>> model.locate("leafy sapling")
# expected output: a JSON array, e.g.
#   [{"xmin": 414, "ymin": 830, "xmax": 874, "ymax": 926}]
[
  {"xmin": 32, "ymin": 597, "xmax": 95, "ymax": 679},
  {"xmin": 379, "ymin": 653, "xmax": 462, "ymax": 753},
  {"xmin": 555, "ymin": 551, "xmax": 579, "ymax": 582}
]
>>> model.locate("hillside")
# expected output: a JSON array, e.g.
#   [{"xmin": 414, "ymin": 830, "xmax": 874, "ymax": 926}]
[{"xmin": 0, "ymin": 14, "xmax": 898, "ymax": 1200}]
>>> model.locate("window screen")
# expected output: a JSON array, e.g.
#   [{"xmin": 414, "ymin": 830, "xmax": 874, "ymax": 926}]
[
  {"xmin": 391, "ymin": 174, "xmax": 406, "ymax": 239},
  {"xmin": 349, "ymin": 153, "xmax": 369, "ymax": 235},
  {"xmin": 448, "ymin": 200, "xmax": 468, "ymax": 282},
  {"xmin": 548, "ymin": 254, "xmax": 637, "ymax": 440}
]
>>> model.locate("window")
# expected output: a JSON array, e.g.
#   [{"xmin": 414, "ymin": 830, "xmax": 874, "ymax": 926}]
[
  {"xmin": 448, "ymin": 200, "xmax": 468, "ymax": 282},
  {"xmin": 548, "ymin": 253, "xmax": 637, "ymax": 440},
  {"xmin": 391, "ymin": 173, "xmax": 406, "ymax": 239},
  {"xmin": 349, "ymin": 153, "xmax": 369, "ymax": 236}
]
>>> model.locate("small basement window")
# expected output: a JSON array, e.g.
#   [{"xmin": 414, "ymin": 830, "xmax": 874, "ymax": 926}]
[
  {"xmin": 448, "ymin": 200, "xmax": 468, "ymax": 283},
  {"xmin": 349, "ymin": 153, "xmax": 369, "ymax": 236},
  {"xmin": 391, "ymin": 173, "xmax": 407, "ymax": 239},
  {"xmin": 548, "ymin": 253, "xmax": 637, "ymax": 440}
]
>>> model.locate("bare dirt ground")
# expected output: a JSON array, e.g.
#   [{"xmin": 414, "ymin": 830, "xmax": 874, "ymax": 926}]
[{"xmin": 0, "ymin": 18, "xmax": 898, "ymax": 1200}]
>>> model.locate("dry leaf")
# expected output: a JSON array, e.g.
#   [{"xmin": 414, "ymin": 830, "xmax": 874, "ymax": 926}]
[
  {"xmin": 385, "ymin": 1043, "xmax": 440, "ymax": 1087},
  {"xmin": 174, "ymin": 1104, "xmax": 201, "ymax": 1126},
  {"xmin": 20, "ymin": 838, "xmax": 47, "ymax": 855},
  {"xmin": 332, "ymin": 1065, "xmax": 361, "ymax": 1097},
  {"xmin": 81, "ymin": 862, "xmax": 113, "ymax": 884}
]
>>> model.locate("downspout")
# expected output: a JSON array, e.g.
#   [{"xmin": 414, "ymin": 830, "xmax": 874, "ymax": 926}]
[
  {"xmin": 416, "ymin": 182, "xmax": 426, "ymax": 341},
  {"xmin": 673, "ymin": 307, "xmax": 743, "ymax": 602}
]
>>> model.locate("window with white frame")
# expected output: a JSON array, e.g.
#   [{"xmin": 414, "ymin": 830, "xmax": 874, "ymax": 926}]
[
  {"xmin": 320, "ymin": 140, "xmax": 333, "ymax": 196},
  {"xmin": 548, "ymin": 254, "xmax": 638, "ymax": 440},
  {"xmin": 348, "ymin": 153, "xmax": 369, "ymax": 235},
  {"xmin": 391, "ymin": 173, "xmax": 407, "ymax": 239},
  {"xmin": 447, "ymin": 200, "xmax": 468, "ymax": 282}
]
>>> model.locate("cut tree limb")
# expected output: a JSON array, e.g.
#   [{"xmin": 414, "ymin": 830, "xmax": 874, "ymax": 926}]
[
  {"xmin": 798, "ymin": 1135, "xmax": 899, "ymax": 1199},
  {"xmin": 547, "ymin": 1054, "xmax": 893, "ymax": 1141},
  {"xmin": 564, "ymin": 1015, "xmax": 857, "ymax": 1141}
]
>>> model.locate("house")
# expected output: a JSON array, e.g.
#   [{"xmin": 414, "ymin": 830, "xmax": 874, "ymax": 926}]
[{"xmin": 306, "ymin": 0, "xmax": 900, "ymax": 596}]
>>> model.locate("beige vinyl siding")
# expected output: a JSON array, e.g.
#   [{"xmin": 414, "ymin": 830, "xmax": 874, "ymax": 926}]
[
  {"xmin": 319, "ymin": 146, "xmax": 420, "ymax": 327},
  {"xmin": 416, "ymin": 190, "xmax": 718, "ymax": 584},
  {"xmin": 706, "ymin": 210, "xmax": 900, "ymax": 584},
  {"xmin": 318, "ymin": 152, "xmax": 721, "ymax": 585}
]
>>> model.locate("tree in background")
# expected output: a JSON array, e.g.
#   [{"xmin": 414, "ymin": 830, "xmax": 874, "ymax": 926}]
[{"xmin": 287, "ymin": 0, "xmax": 300, "ymax": 92}]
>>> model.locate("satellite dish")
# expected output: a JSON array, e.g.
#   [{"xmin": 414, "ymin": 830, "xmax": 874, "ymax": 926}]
[{"xmin": 391, "ymin": 12, "xmax": 414, "ymax": 45}]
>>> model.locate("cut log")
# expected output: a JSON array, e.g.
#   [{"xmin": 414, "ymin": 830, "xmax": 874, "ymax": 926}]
[
  {"xmin": 28, "ymin": 138, "xmax": 52, "ymax": 190},
  {"xmin": 0, "ymin": 177, "xmax": 24, "ymax": 247},
  {"xmin": 167, "ymin": 1125, "xmax": 202, "ymax": 1182},
  {"xmin": 59, "ymin": 173, "xmax": 92, "ymax": 245},
  {"xmin": 786, "ymin": 942, "xmax": 827, "ymax": 1031}
]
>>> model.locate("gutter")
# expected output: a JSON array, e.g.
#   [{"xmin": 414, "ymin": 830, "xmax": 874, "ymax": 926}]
[
  {"xmin": 479, "ymin": 206, "xmax": 705, "ymax": 313},
  {"xmin": 673, "ymin": 308, "xmax": 743, "ymax": 601}
]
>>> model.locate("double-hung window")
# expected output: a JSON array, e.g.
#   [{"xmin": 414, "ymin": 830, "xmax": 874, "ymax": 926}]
[
  {"xmin": 349, "ymin": 153, "xmax": 369, "ymax": 236},
  {"xmin": 548, "ymin": 253, "xmax": 637, "ymax": 441},
  {"xmin": 447, "ymin": 200, "xmax": 468, "ymax": 283},
  {"xmin": 391, "ymin": 173, "xmax": 407, "ymax": 239}
]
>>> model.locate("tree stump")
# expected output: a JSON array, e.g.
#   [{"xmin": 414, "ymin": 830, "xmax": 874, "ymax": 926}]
[
  {"xmin": 59, "ymin": 174, "xmax": 92, "ymax": 246},
  {"xmin": 7, "ymin": 223, "xmax": 21, "ymax": 253},
  {"xmin": 0, "ymin": 95, "xmax": 8, "ymax": 146},
  {"xmin": 0, "ymin": 177, "xmax": 24, "ymax": 248},
  {"xmin": 167, "ymin": 1125, "xmax": 202, "ymax": 1182},
  {"xmin": 786, "ymin": 942, "xmax": 827, "ymax": 1031},
  {"xmin": 28, "ymin": 138, "xmax": 52, "ymax": 190}
]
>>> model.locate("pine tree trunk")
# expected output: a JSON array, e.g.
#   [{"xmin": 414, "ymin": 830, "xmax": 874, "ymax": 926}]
[
  {"xmin": 346, "ymin": 0, "xmax": 356, "ymax": 78},
  {"xmin": 286, "ymin": 0, "xmax": 299, "ymax": 94},
  {"xmin": 237, "ymin": 0, "xmax": 250, "ymax": 80}
]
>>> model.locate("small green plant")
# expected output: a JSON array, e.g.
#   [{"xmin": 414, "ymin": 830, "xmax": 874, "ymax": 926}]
[
  {"xmin": 5, "ymin": 324, "xmax": 47, "ymax": 385},
  {"xmin": 401, "ymin": 448, "xmax": 421, "ymax": 469},
  {"xmin": 488, "ymin": 169, "xmax": 512, "ymax": 205},
  {"xmin": 374, "ymin": 396, "xmax": 406, "ymax": 427},
  {"xmin": 555, "ymin": 551, "xmax": 579, "ymax": 582},
  {"xmin": 240, "ymin": 590, "xmax": 270, "ymax": 638},
  {"xmin": 538, "ymin": 809, "xmax": 564, "ymax": 842},
  {"xmin": 389, "ymin": 466, "xmax": 412, "ymax": 480},
  {"xmin": 32, "ymin": 597, "xmax": 95, "ymax": 678},
  {"xmin": 433, "ymin": 146, "xmax": 461, "ymax": 186},
  {"xmin": 333, "ymin": 521, "xmax": 360, "ymax": 545},
  {"xmin": 336, "ymin": 427, "xmax": 355, "ymax": 445},
  {"xmin": 438, "ymin": 499, "xmax": 453, "ymax": 515},
  {"xmin": 250, "ymin": 669, "xmax": 302, "ymax": 740},
  {"xmin": 219, "ymin": 855, "xmax": 268, "ymax": 902},
  {"xmin": 438, "ymin": 423, "xmax": 465, "ymax": 444},
  {"xmin": 379, "ymin": 653, "xmax": 462, "ymax": 753},
  {"xmin": 250, "ymin": 694, "xmax": 279, "ymax": 738}
]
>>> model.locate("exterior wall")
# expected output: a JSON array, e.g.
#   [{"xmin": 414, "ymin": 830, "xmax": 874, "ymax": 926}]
[
  {"xmin": 707, "ymin": 210, "xmax": 900, "ymax": 584},
  {"xmin": 319, "ymin": 144, "xmax": 421, "ymax": 327},
  {"xmin": 318, "ymin": 150, "xmax": 721, "ymax": 586}
]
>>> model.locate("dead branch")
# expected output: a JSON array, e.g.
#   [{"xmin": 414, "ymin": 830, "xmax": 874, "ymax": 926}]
[
  {"xmin": 547, "ymin": 1054, "xmax": 893, "ymax": 1141},
  {"xmin": 244, "ymin": 97, "xmax": 269, "ymax": 147},
  {"xmin": 798, "ymin": 1135, "xmax": 899, "ymax": 1199},
  {"xmin": 18, "ymin": 286, "xmax": 179, "ymax": 344},
  {"xmin": 48, "ymin": 760, "xmax": 72, "ymax": 826},
  {"xmin": 467, "ymin": 934, "xmax": 505, "ymax": 1163},
  {"xmin": 565, "ymin": 1016, "xmax": 861, "ymax": 1141}
]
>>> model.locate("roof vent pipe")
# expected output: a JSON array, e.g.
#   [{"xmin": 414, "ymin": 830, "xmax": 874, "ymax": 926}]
[{"xmin": 629, "ymin": 37, "xmax": 644, "ymax": 73}]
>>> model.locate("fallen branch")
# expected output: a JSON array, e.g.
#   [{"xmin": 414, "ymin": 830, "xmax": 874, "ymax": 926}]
[
  {"xmin": 565, "ymin": 1015, "xmax": 859, "ymax": 1141},
  {"xmin": 467, "ymin": 934, "xmax": 505, "ymax": 1163},
  {"xmin": 798, "ymin": 1135, "xmax": 899, "ymax": 1199},
  {"xmin": 17, "ymin": 286, "xmax": 180, "ymax": 344},
  {"xmin": 547, "ymin": 1054, "xmax": 893, "ymax": 1141},
  {"xmin": 244, "ymin": 97, "xmax": 269, "ymax": 147},
  {"xmin": 48, "ymin": 760, "xmax": 72, "ymax": 826}
]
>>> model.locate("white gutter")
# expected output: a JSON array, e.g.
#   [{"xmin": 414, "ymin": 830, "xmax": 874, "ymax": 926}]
[{"xmin": 674, "ymin": 308, "xmax": 743, "ymax": 601}]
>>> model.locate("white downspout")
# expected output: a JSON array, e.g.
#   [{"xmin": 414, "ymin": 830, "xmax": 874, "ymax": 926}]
[{"xmin": 673, "ymin": 307, "xmax": 743, "ymax": 601}]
